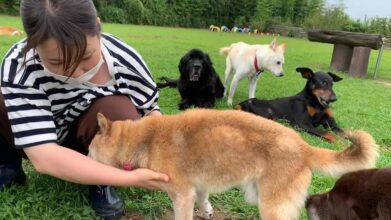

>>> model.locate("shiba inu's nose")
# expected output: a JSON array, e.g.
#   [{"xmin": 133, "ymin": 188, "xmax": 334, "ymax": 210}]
[{"xmin": 278, "ymin": 72, "xmax": 284, "ymax": 77}]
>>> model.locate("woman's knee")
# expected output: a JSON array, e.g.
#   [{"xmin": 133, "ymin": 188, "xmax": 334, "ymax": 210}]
[
  {"xmin": 0, "ymin": 90, "xmax": 22, "ymax": 163},
  {"xmin": 0, "ymin": 91, "xmax": 14, "ymax": 146},
  {"xmin": 71, "ymin": 95, "xmax": 141, "ymax": 150},
  {"xmin": 86, "ymin": 95, "xmax": 141, "ymax": 121}
]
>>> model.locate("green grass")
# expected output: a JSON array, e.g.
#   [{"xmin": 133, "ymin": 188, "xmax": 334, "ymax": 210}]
[{"xmin": 1, "ymin": 14, "xmax": 391, "ymax": 219}]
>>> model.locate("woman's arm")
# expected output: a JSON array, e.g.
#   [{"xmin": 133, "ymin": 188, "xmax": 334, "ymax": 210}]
[{"xmin": 23, "ymin": 143, "xmax": 169, "ymax": 189}]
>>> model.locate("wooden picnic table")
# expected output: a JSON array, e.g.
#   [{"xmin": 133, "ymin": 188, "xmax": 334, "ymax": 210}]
[{"xmin": 308, "ymin": 30, "xmax": 383, "ymax": 77}]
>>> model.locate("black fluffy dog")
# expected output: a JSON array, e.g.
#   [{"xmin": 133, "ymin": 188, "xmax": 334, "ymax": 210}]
[
  {"xmin": 235, "ymin": 67, "xmax": 344, "ymax": 142},
  {"xmin": 157, "ymin": 49, "xmax": 224, "ymax": 110}
]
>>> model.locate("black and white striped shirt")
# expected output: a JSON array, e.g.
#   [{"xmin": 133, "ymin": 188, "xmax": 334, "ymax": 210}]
[{"xmin": 1, "ymin": 33, "xmax": 159, "ymax": 149}]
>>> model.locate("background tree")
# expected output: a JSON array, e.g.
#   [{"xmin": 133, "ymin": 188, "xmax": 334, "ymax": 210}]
[
  {"xmin": 304, "ymin": 3, "xmax": 350, "ymax": 30},
  {"xmin": 1, "ymin": 0, "xmax": 389, "ymax": 36},
  {"xmin": 0, "ymin": 0, "xmax": 20, "ymax": 15}
]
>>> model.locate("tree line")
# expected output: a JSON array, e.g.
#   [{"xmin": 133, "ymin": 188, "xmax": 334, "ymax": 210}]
[
  {"xmin": 1, "ymin": 0, "xmax": 390, "ymax": 36},
  {"xmin": 90, "ymin": 0, "xmax": 328, "ymax": 30}
]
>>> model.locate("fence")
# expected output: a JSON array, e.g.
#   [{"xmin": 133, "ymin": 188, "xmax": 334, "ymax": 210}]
[{"xmin": 268, "ymin": 25, "xmax": 307, "ymax": 38}]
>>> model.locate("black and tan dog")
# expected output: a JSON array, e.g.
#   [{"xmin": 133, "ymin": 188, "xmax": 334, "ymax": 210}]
[
  {"xmin": 89, "ymin": 109, "xmax": 378, "ymax": 220},
  {"xmin": 306, "ymin": 167, "xmax": 391, "ymax": 220},
  {"xmin": 235, "ymin": 67, "xmax": 343, "ymax": 142},
  {"xmin": 157, "ymin": 49, "xmax": 224, "ymax": 110}
]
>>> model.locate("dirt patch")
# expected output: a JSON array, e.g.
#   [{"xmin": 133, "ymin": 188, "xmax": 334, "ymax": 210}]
[
  {"xmin": 378, "ymin": 81, "xmax": 391, "ymax": 87},
  {"xmin": 123, "ymin": 209, "xmax": 235, "ymax": 220}
]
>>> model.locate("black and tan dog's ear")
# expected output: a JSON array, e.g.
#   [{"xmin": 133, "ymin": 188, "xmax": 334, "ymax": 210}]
[
  {"xmin": 97, "ymin": 112, "xmax": 111, "ymax": 134},
  {"xmin": 296, "ymin": 67, "xmax": 314, "ymax": 79},
  {"xmin": 327, "ymin": 72, "xmax": 343, "ymax": 82}
]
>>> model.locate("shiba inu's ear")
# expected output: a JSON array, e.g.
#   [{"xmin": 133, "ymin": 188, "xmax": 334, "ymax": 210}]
[
  {"xmin": 296, "ymin": 67, "xmax": 314, "ymax": 79},
  {"xmin": 327, "ymin": 72, "xmax": 343, "ymax": 82},
  {"xmin": 269, "ymin": 37, "xmax": 278, "ymax": 50},
  {"xmin": 97, "ymin": 112, "xmax": 111, "ymax": 134}
]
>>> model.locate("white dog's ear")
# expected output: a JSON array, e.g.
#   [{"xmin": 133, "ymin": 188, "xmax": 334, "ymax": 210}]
[
  {"xmin": 97, "ymin": 113, "xmax": 111, "ymax": 134},
  {"xmin": 269, "ymin": 37, "xmax": 278, "ymax": 50},
  {"xmin": 278, "ymin": 43, "xmax": 286, "ymax": 52}
]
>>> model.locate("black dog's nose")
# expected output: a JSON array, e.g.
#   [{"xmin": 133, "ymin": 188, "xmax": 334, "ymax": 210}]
[{"xmin": 329, "ymin": 94, "xmax": 337, "ymax": 102}]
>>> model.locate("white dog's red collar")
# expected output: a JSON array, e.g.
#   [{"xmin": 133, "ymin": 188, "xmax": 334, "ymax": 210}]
[{"xmin": 254, "ymin": 57, "xmax": 263, "ymax": 75}]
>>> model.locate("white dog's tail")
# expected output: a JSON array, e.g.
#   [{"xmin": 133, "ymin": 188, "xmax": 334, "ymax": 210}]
[
  {"xmin": 308, "ymin": 130, "xmax": 378, "ymax": 177},
  {"xmin": 219, "ymin": 46, "xmax": 231, "ymax": 56}
]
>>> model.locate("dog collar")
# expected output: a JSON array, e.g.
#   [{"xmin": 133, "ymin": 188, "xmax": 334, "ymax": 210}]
[
  {"xmin": 254, "ymin": 57, "xmax": 263, "ymax": 75},
  {"xmin": 123, "ymin": 161, "xmax": 133, "ymax": 171}
]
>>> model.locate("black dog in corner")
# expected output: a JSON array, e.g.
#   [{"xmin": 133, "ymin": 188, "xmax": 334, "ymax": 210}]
[
  {"xmin": 235, "ymin": 67, "xmax": 344, "ymax": 142},
  {"xmin": 157, "ymin": 49, "xmax": 224, "ymax": 110},
  {"xmin": 306, "ymin": 167, "xmax": 391, "ymax": 220}
]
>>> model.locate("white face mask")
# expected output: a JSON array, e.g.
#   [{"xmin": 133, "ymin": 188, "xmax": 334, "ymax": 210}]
[{"xmin": 43, "ymin": 55, "xmax": 105, "ymax": 85}]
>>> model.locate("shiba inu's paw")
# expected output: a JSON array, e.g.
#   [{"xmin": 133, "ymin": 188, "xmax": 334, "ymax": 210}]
[
  {"xmin": 227, "ymin": 99, "xmax": 233, "ymax": 106},
  {"xmin": 199, "ymin": 209, "xmax": 213, "ymax": 219},
  {"xmin": 199, "ymin": 201, "xmax": 214, "ymax": 219}
]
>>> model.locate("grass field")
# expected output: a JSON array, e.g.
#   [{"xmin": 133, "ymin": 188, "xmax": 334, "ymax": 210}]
[{"xmin": 1, "ymin": 14, "xmax": 391, "ymax": 219}]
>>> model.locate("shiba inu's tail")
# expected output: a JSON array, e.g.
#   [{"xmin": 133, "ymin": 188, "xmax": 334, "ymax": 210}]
[
  {"xmin": 308, "ymin": 130, "xmax": 378, "ymax": 177},
  {"xmin": 219, "ymin": 46, "xmax": 231, "ymax": 56}
]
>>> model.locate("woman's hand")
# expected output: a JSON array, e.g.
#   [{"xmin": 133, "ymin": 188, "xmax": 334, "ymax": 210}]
[
  {"xmin": 147, "ymin": 110, "xmax": 162, "ymax": 116},
  {"xmin": 129, "ymin": 168, "xmax": 169, "ymax": 190}
]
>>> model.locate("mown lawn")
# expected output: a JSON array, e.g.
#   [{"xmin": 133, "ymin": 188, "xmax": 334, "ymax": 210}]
[{"xmin": 1, "ymin": 14, "xmax": 391, "ymax": 219}]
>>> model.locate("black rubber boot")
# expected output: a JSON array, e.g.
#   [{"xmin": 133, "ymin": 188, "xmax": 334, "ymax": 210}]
[
  {"xmin": 0, "ymin": 160, "xmax": 26, "ymax": 191},
  {"xmin": 89, "ymin": 185, "xmax": 125, "ymax": 220}
]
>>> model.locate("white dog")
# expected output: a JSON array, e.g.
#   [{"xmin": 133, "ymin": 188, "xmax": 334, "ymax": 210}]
[{"xmin": 220, "ymin": 38, "xmax": 286, "ymax": 105}]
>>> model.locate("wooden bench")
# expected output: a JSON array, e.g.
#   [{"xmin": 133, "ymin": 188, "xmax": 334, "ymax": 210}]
[{"xmin": 308, "ymin": 30, "xmax": 383, "ymax": 77}]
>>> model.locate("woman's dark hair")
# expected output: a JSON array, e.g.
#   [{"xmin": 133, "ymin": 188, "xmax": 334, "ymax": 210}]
[{"xmin": 21, "ymin": 0, "xmax": 101, "ymax": 75}]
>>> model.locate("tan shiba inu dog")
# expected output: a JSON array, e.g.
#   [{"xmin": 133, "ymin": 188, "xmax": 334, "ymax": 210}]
[
  {"xmin": 220, "ymin": 38, "xmax": 286, "ymax": 105},
  {"xmin": 89, "ymin": 109, "xmax": 378, "ymax": 220},
  {"xmin": 0, "ymin": 26, "xmax": 23, "ymax": 36}
]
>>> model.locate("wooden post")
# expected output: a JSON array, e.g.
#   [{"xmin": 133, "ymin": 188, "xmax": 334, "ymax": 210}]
[
  {"xmin": 330, "ymin": 44, "xmax": 353, "ymax": 72},
  {"xmin": 348, "ymin": 47, "xmax": 371, "ymax": 77}
]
